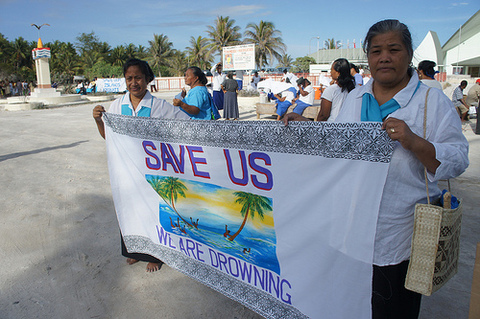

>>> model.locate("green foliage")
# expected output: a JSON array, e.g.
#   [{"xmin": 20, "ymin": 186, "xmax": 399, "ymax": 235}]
[
  {"xmin": 186, "ymin": 36, "xmax": 213, "ymax": 70},
  {"xmin": 324, "ymin": 38, "xmax": 341, "ymax": 49},
  {"xmin": 276, "ymin": 53, "xmax": 293, "ymax": 69},
  {"xmin": 206, "ymin": 16, "xmax": 242, "ymax": 57},
  {"xmin": 86, "ymin": 60, "xmax": 123, "ymax": 79},
  {"xmin": 291, "ymin": 56, "xmax": 316, "ymax": 73},
  {"xmin": 148, "ymin": 34, "xmax": 174, "ymax": 76},
  {"xmin": 244, "ymin": 21, "xmax": 286, "ymax": 69},
  {"xmin": 0, "ymin": 17, "xmax": 289, "ymax": 83}
]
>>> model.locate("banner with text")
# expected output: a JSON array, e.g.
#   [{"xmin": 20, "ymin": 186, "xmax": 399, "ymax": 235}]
[
  {"xmin": 95, "ymin": 78, "xmax": 126, "ymax": 93},
  {"xmin": 103, "ymin": 115, "xmax": 394, "ymax": 319},
  {"xmin": 222, "ymin": 44, "xmax": 256, "ymax": 71}
]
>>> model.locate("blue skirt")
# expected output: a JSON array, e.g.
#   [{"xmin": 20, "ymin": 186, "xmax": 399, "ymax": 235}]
[
  {"xmin": 276, "ymin": 100, "xmax": 292, "ymax": 116},
  {"xmin": 213, "ymin": 90, "xmax": 224, "ymax": 110},
  {"xmin": 293, "ymin": 100, "xmax": 312, "ymax": 115}
]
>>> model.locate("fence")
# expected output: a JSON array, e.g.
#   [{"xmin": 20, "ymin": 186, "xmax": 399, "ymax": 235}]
[{"xmin": 153, "ymin": 74, "xmax": 330, "ymax": 91}]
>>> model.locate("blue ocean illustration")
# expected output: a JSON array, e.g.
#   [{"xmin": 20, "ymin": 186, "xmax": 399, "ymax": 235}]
[{"xmin": 146, "ymin": 175, "xmax": 280, "ymax": 274}]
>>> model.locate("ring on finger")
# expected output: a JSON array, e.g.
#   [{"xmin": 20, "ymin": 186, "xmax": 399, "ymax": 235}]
[{"xmin": 390, "ymin": 128, "xmax": 395, "ymax": 133}]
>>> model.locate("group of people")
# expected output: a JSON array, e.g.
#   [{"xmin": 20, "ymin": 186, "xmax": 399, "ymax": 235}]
[
  {"xmin": 272, "ymin": 59, "xmax": 361, "ymax": 122},
  {"xmin": 0, "ymin": 80, "xmax": 34, "ymax": 97},
  {"xmin": 93, "ymin": 18, "xmax": 469, "ymax": 318}
]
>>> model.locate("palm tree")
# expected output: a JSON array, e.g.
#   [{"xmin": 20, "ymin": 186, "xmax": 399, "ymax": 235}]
[
  {"xmin": 206, "ymin": 16, "xmax": 242, "ymax": 57},
  {"xmin": 148, "ymin": 176, "xmax": 193, "ymax": 227},
  {"xmin": 228, "ymin": 191, "xmax": 272, "ymax": 241},
  {"xmin": 243, "ymin": 21, "xmax": 286, "ymax": 69},
  {"xmin": 185, "ymin": 36, "xmax": 213, "ymax": 70},
  {"xmin": 12, "ymin": 37, "xmax": 30, "ymax": 73},
  {"xmin": 324, "ymin": 38, "xmax": 341, "ymax": 49},
  {"xmin": 110, "ymin": 45, "xmax": 127, "ymax": 67},
  {"xmin": 169, "ymin": 50, "xmax": 188, "ymax": 77},
  {"xmin": 277, "ymin": 53, "xmax": 293, "ymax": 69},
  {"xmin": 148, "ymin": 34, "xmax": 174, "ymax": 75},
  {"xmin": 125, "ymin": 43, "xmax": 137, "ymax": 59}
]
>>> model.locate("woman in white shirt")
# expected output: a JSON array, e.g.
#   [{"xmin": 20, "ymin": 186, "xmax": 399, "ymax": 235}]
[
  {"xmin": 317, "ymin": 58, "xmax": 356, "ymax": 121},
  {"xmin": 335, "ymin": 20, "xmax": 468, "ymax": 319},
  {"xmin": 417, "ymin": 60, "xmax": 443, "ymax": 90}
]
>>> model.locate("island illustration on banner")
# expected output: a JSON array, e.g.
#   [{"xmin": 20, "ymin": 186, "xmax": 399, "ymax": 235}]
[{"xmin": 145, "ymin": 175, "xmax": 280, "ymax": 274}]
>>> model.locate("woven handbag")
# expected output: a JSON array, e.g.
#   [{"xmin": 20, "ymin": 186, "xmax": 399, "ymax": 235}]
[{"xmin": 404, "ymin": 88, "xmax": 463, "ymax": 296}]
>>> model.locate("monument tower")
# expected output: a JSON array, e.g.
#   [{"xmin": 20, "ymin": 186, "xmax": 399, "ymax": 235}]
[{"xmin": 30, "ymin": 24, "xmax": 61, "ymax": 98}]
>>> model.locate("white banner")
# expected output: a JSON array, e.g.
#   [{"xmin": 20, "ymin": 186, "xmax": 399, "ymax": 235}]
[
  {"xmin": 95, "ymin": 78, "xmax": 126, "ymax": 93},
  {"xmin": 222, "ymin": 44, "xmax": 256, "ymax": 71},
  {"xmin": 103, "ymin": 115, "xmax": 394, "ymax": 318}
]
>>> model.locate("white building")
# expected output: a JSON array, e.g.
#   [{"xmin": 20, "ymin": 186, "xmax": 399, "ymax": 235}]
[{"xmin": 309, "ymin": 10, "xmax": 480, "ymax": 77}]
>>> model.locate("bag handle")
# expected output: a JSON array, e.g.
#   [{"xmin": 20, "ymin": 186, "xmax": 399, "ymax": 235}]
[
  {"xmin": 423, "ymin": 88, "xmax": 432, "ymax": 204},
  {"xmin": 422, "ymin": 87, "xmax": 452, "ymax": 206}
]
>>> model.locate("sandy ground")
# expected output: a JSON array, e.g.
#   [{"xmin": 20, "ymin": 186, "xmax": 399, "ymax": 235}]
[{"xmin": 0, "ymin": 91, "xmax": 478, "ymax": 319}]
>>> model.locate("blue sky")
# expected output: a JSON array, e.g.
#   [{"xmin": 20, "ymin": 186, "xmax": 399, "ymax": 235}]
[{"xmin": 0, "ymin": 0, "xmax": 478, "ymax": 64}]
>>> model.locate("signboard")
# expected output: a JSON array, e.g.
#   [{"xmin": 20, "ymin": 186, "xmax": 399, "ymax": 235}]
[
  {"xmin": 222, "ymin": 44, "xmax": 256, "ymax": 71},
  {"xmin": 95, "ymin": 78, "xmax": 126, "ymax": 93}
]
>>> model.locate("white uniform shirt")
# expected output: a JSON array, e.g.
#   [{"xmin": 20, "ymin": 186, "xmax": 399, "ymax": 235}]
[
  {"xmin": 108, "ymin": 91, "xmax": 190, "ymax": 119},
  {"xmin": 421, "ymin": 79, "xmax": 443, "ymax": 91},
  {"xmin": 336, "ymin": 73, "xmax": 469, "ymax": 266},
  {"xmin": 321, "ymin": 83, "xmax": 349, "ymax": 122},
  {"xmin": 281, "ymin": 90, "xmax": 295, "ymax": 103},
  {"xmin": 211, "ymin": 65, "xmax": 226, "ymax": 91},
  {"xmin": 299, "ymin": 84, "xmax": 315, "ymax": 105}
]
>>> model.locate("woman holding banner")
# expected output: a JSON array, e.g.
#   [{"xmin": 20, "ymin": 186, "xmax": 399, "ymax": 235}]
[
  {"xmin": 93, "ymin": 58, "xmax": 189, "ymax": 272},
  {"xmin": 173, "ymin": 66, "xmax": 220, "ymax": 120},
  {"xmin": 284, "ymin": 20, "xmax": 468, "ymax": 318}
]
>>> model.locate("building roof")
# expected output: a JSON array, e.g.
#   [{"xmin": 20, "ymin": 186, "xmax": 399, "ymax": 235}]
[{"xmin": 442, "ymin": 9, "xmax": 480, "ymax": 51}]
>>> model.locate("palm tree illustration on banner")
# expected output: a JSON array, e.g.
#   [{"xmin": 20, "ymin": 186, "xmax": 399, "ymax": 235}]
[
  {"xmin": 148, "ymin": 176, "xmax": 194, "ymax": 228},
  {"xmin": 228, "ymin": 191, "xmax": 273, "ymax": 241}
]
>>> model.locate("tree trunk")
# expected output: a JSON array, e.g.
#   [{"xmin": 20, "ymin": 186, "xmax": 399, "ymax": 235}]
[
  {"xmin": 228, "ymin": 207, "xmax": 250, "ymax": 241},
  {"xmin": 171, "ymin": 189, "xmax": 193, "ymax": 227}
]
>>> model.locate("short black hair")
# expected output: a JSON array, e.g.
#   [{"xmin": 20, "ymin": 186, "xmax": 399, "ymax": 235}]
[
  {"xmin": 417, "ymin": 60, "xmax": 437, "ymax": 79},
  {"xmin": 187, "ymin": 66, "xmax": 208, "ymax": 85},
  {"xmin": 123, "ymin": 59, "xmax": 155, "ymax": 83},
  {"xmin": 460, "ymin": 80, "xmax": 468, "ymax": 87}
]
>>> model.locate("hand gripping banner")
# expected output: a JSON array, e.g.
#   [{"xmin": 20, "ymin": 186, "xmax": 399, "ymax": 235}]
[{"xmin": 103, "ymin": 114, "xmax": 394, "ymax": 319}]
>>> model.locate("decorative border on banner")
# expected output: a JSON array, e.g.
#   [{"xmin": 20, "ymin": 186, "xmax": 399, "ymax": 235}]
[
  {"xmin": 124, "ymin": 235, "xmax": 308, "ymax": 319},
  {"xmin": 104, "ymin": 113, "xmax": 394, "ymax": 163}
]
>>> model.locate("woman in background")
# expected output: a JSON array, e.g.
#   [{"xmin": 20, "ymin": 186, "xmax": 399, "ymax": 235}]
[
  {"xmin": 221, "ymin": 71, "xmax": 239, "ymax": 120},
  {"xmin": 317, "ymin": 58, "xmax": 356, "ymax": 121},
  {"xmin": 417, "ymin": 60, "xmax": 443, "ymax": 90},
  {"xmin": 173, "ymin": 66, "xmax": 219, "ymax": 120}
]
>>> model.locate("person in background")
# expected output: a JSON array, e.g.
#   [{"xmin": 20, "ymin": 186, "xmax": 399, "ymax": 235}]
[
  {"xmin": 210, "ymin": 62, "xmax": 226, "ymax": 111},
  {"xmin": 317, "ymin": 58, "xmax": 355, "ymax": 121},
  {"xmin": 251, "ymin": 71, "xmax": 261, "ymax": 89},
  {"xmin": 221, "ymin": 71, "xmax": 239, "ymax": 120},
  {"xmin": 235, "ymin": 70, "xmax": 244, "ymax": 91},
  {"xmin": 281, "ymin": 69, "xmax": 297, "ymax": 84},
  {"xmin": 452, "ymin": 80, "xmax": 469, "ymax": 121},
  {"xmin": 93, "ymin": 58, "xmax": 190, "ymax": 272},
  {"xmin": 149, "ymin": 77, "xmax": 157, "ymax": 92},
  {"xmin": 466, "ymin": 79, "xmax": 480, "ymax": 108},
  {"xmin": 173, "ymin": 66, "xmax": 220, "ymax": 120},
  {"xmin": 417, "ymin": 60, "xmax": 442, "ymax": 90},
  {"xmin": 258, "ymin": 69, "xmax": 266, "ymax": 79},
  {"xmin": 350, "ymin": 63, "xmax": 364, "ymax": 86},
  {"xmin": 292, "ymin": 77, "xmax": 315, "ymax": 116},
  {"xmin": 274, "ymin": 88, "xmax": 295, "ymax": 120}
]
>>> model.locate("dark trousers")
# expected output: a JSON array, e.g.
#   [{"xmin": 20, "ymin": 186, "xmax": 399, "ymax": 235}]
[
  {"xmin": 120, "ymin": 234, "xmax": 161, "ymax": 263},
  {"xmin": 372, "ymin": 260, "xmax": 422, "ymax": 319}
]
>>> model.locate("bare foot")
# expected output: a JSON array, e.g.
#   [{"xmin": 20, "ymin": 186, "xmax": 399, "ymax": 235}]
[
  {"xmin": 146, "ymin": 262, "xmax": 162, "ymax": 272},
  {"xmin": 126, "ymin": 258, "xmax": 139, "ymax": 265}
]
